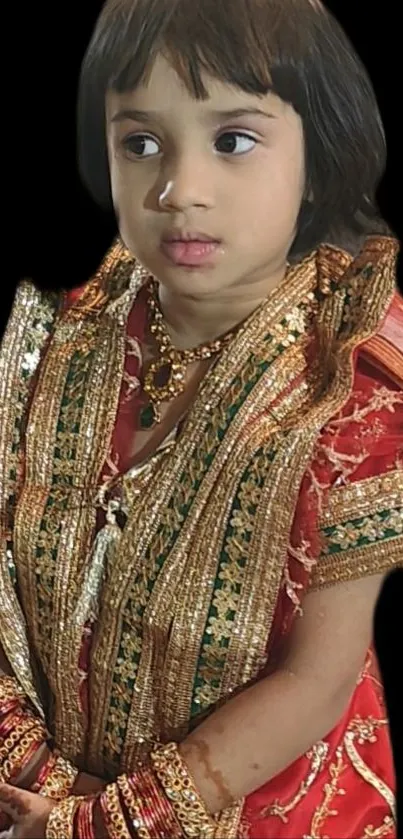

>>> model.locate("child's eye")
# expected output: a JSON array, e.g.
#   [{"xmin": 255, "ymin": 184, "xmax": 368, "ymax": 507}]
[
  {"xmin": 215, "ymin": 131, "xmax": 258, "ymax": 155},
  {"xmin": 122, "ymin": 134, "xmax": 160, "ymax": 157},
  {"xmin": 122, "ymin": 131, "xmax": 257, "ymax": 159}
]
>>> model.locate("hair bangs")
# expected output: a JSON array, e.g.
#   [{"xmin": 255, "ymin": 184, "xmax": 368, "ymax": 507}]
[{"xmin": 88, "ymin": 0, "xmax": 313, "ymax": 104}]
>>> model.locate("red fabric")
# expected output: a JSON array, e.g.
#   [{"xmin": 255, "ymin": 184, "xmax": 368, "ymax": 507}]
[
  {"xmin": 244, "ymin": 662, "xmax": 396, "ymax": 839},
  {"xmin": 244, "ymin": 359, "xmax": 401, "ymax": 838},
  {"xmin": 360, "ymin": 292, "xmax": 403, "ymax": 388},
  {"xmin": 64, "ymin": 285, "xmax": 400, "ymax": 838}
]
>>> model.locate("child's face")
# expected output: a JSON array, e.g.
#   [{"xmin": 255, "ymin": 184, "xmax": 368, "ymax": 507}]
[{"xmin": 106, "ymin": 52, "xmax": 305, "ymax": 297}]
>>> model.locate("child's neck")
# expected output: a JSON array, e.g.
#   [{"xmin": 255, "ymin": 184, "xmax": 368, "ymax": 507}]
[{"xmin": 157, "ymin": 262, "xmax": 288, "ymax": 351}]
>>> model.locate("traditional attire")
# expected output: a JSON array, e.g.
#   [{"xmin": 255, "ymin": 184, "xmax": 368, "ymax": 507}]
[{"xmin": 0, "ymin": 235, "xmax": 402, "ymax": 838}]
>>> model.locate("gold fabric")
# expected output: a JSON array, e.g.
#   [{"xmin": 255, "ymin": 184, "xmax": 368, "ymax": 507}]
[{"xmin": 0, "ymin": 235, "xmax": 401, "ymax": 838}]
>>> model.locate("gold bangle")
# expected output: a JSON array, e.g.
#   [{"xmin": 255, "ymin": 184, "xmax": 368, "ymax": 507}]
[
  {"xmin": 45, "ymin": 795, "xmax": 85, "ymax": 839},
  {"xmin": 150, "ymin": 742, "xmax": 216, "ymax": 838},
  {"xmin": 38, "ymin": 753, "xmax": 80, "ymax": 801},
  {"xmin": 0, "ymin": 714, "xmax": 41, "ymax": 760},
  {"xmin": 0, "ymin": 723, "xmax": 47, "ymax": 783},
  {"xmin": 116, "ymin": 774, "xmax": 151, "ymax": 839},
  {"xmin": 101, "ymin": 781, "xmax": 132, "ymax": 839},
  {"xmin": 0, "ymin": 675, "xmax": 26, "ymax": 705}
]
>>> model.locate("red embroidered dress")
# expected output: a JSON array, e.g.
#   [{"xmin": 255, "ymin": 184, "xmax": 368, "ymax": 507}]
[{"xmin": 1, "ymin": 237, "xmax": 402, "ymax": 837}]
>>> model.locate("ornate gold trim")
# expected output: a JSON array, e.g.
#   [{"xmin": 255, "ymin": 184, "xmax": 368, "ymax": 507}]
[
  {"xmin": 213, "ymin": 803, "xmax": 245, "ymax": 838},
  {"xmin": 87, "ymin": 255, "xmax": 319, "ymax": 774},
  {"xmin": 310, "ymin": 535, "xmax": 403, "ymax": 590},
  {"xmin": 10, "ymin": 251, "xmax": 140, "ymax": 761},
  {"xmin": 320, "ymin": 470, "xmax": 403, "ymax": 528},
  {"xmin": 85, "ymin": 238, "xmax": 399, "ymax": 780},
  {"xmin": 0, "ymin": 280, "xmax": 57, "ymax": 714},
  {"xmin": 162, "ymin": 344, "xmax": 308, "ymax": 734}
]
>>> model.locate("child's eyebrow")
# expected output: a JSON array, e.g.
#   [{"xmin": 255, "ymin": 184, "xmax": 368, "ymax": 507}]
[{"xmin": 111, "ymin": 107, "xmax": 277, "ymax": 124}]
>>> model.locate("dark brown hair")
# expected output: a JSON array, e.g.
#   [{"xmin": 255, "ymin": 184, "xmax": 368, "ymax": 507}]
[{"xmin": 77, "ymin": 0, "xmax": 393, "ymax": 260}]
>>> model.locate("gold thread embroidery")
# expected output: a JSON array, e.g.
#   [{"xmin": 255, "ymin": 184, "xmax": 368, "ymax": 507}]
[
  {"xmin": 0, "ymin": 280, "xmax": 57, "ymax": 714},
  {"xmin": 186, "ymin": 351, "xmax": 307, "ymax": 718},
  {"xmin": 11, "ymin": 245, "xmax": 140, "ymax": 760},
  {"xmin": 213, "ymin": 804, "xmax": 245, "ymax": 839},
  {"xmin": 52, "ymin": 320, "xmax": 128, "ymax": 756},
  {"xmin": 361, "ymin": 816, "xmax": 395, "ymax": 838},
  {"xmin": 260, "ymin": 741, "xmax": 329, "ymax": 822},
  {"xmin": 344, "ymin": 730, "xmax": 396, "ymax": 822},
  {"xmin": 310, "ymin": 536, "xmax": 403, "ymax": 590},
  {"xmin": 15, "ymin": 333, "xmax": 81, "ymax": 667},
  {"xmin": 125, "ymin": 327, "xmax": 312, "ymax": 755},
  {"xmin": 308, "ymin": 746, "xmax": 347, "ymax": 838},
  {"xmin": 321, "ymin": 471, "xmax": 403, "ymax": 528},
  {"xmin": 324, "ymin": 509, "xmax": 402, "ymax": 552},
  {"xmin": 75, "ymin": 239, "xmax": 400, "ymax": 782},
  {"xmin": 88, "ymin": 257, "xmax": 319, "ymax": 774},
  {"xmin": 323, "ymin": 386, "xmax": 403, "ymax": 434},
  {"xmin": 348, "ymin": 715, "xmax": 388, "ymax": 744},
  {"xmin": 54, "ymin": 263, "xmax": 142, "ymax": 758}
]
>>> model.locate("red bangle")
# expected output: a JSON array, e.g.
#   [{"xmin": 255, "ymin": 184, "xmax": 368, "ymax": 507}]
[
  {"xmin": 2, "ymin": 734, "xmax": 45, "ymax": 784},
  {"xmin": 0, "ymin": 717, "xmax": 43, "ymax": 764},
  {"xmin": 31, "ymin": 751, "xmax": 58, "ymax": 793},
  {"xmin": 99, "ymin": 784, "xmax": 132, "ymax": 839},
  {"xmin": 0, "ymin": 709, "xmax": 27, "ymax": 738},
  {"xmin": 10, "ymin": 737, "xmax": 44, "ymax": 781},
  {"xmin": 0, "ymin": 698, "xmax": 25, "ymax": 721},
  {"xmin": 75, "ymin": 796, "xmax": 97, "ymax": 839},
  {"xmin": 129, "ymin": 769, "xmax": 181, "ymax": 837}
]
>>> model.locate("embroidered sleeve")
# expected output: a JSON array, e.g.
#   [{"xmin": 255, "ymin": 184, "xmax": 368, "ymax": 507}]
[
  {"xmin": 306, "ymin": 357, "xmax": 403, "ymax": 591},
  {"xmin": 281, "ymin": 366, "xmax": 403, "ymax": 621},
  {"xmin": 309, "ymin": 470, "xmax": 403, "ymax": 590}
]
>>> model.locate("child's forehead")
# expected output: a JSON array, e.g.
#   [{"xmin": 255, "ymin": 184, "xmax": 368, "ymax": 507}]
[
  {"xmin": 125, "ymin": 52, "xmax": 244, "ymax": 96},
  {"xmin": 107, "ymin": 52, "xmax": 282, "ymax": 114}
]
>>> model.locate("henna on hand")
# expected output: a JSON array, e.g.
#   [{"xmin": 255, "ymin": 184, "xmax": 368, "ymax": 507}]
[
  {"xmin": 0, "ymin": 783, "xmax": 30, "ymax": 817},
  {"xmin": 180, "ymin": 738, "xmax": 233, "ymax": 810},
  {"xmin": 0, "ymin": 782, "xmax": 56, "ymax": 839}
]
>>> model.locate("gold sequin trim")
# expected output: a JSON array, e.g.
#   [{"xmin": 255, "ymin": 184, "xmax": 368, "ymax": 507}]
[
  {"xmin": 88, "ymin": 256, "xmax": 318, "ymax": 774},
  {"xmin": 310, "ymin": 535, "xmax": 403, "ymax": 590},
  {"xmin": 320, "ymin": 470, "xmax": 403, "ymax": 528},
  {"xmin": 0, "ymin": 280, "xmax": 56, "ymax": 715}
]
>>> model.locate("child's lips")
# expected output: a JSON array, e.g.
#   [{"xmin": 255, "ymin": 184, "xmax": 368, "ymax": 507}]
[{"xmin": 160, "ymin": 240, "xmax": 222, "ymax": 266}]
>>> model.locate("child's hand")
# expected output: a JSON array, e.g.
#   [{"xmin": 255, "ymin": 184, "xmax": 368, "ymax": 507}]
[{"xmin": 0, "ymin": 783, "xmax": 55, "ymax": 839}]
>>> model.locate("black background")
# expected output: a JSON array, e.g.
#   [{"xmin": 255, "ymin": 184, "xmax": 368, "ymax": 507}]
[{"xmin": 2, "ymin": 0, "xmax": 401, "ymax": 815}]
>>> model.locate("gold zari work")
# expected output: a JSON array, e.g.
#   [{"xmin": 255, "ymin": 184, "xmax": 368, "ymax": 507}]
[
  {"xmin": 310, "ymin": 470, "xmax": 403, "ymax": 589},
  {"xmin": 0, "ymin": 236, "xmax": 401, "ymax": 839}
]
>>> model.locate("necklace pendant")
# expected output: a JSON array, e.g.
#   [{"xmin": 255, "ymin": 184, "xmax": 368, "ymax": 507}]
[
  {"xmin": 139, "ymin": 402, "xmax": 161, "ymax": 428},
  {"xmin": 144, "ymin": 356, "xmax": 186, "ymax": 403}
]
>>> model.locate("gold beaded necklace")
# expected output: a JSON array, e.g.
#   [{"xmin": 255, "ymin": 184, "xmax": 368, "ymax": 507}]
[{"xmin": 139, "ymin": 278, "xmax": 239, "ymax": 428}]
